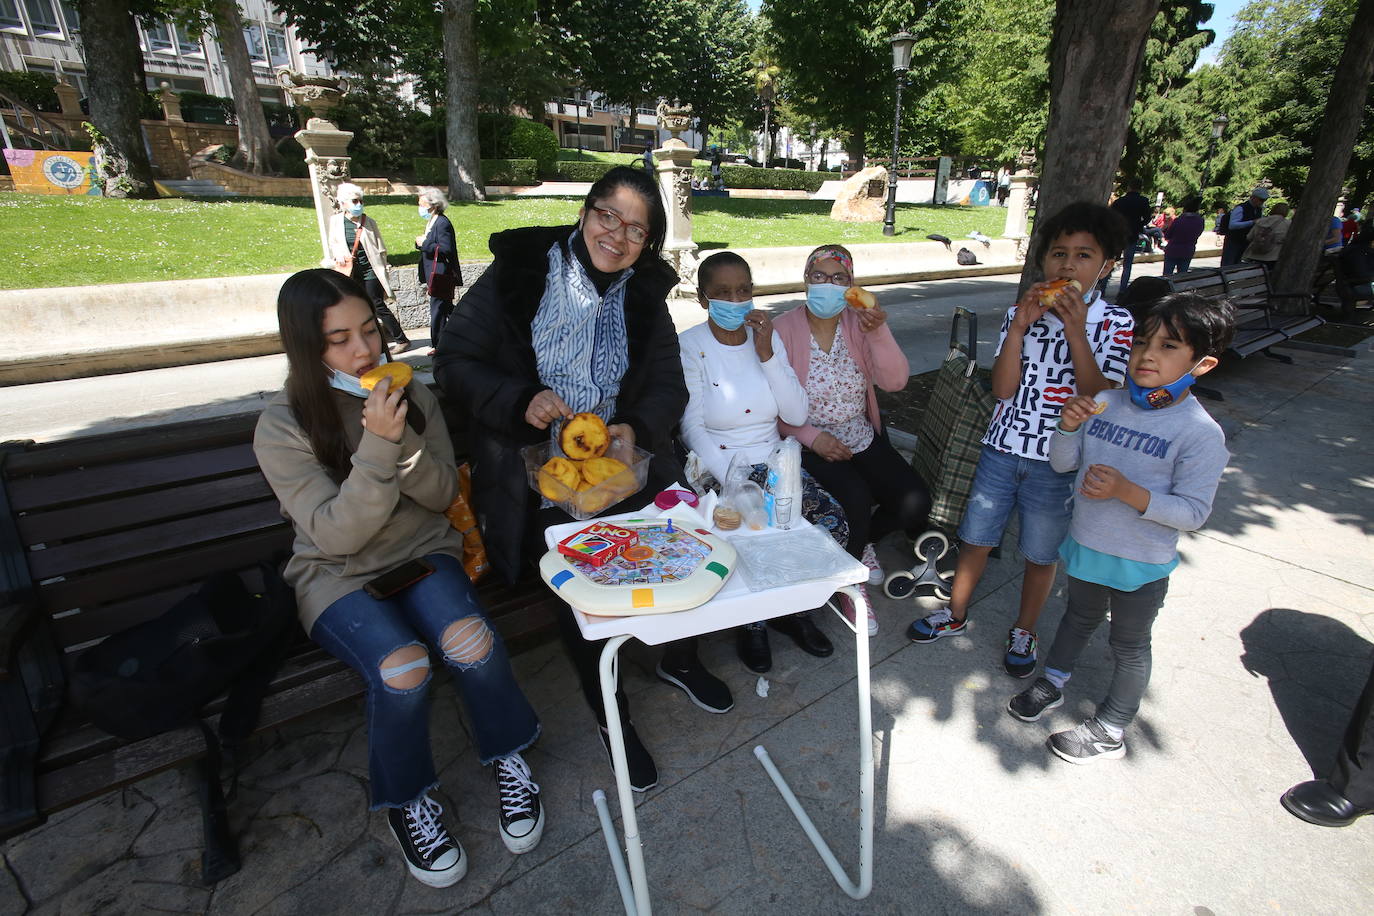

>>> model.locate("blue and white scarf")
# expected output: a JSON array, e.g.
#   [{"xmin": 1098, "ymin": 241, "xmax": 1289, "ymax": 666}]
[{"xmin": 531, "ymin": 233, "xmax": 631, "ymax": 415}]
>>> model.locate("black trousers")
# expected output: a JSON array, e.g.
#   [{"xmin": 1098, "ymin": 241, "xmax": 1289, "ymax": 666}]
[
  {"xmin": 355, "ymin": 271, "xmax": 408, "ymax": 344},
  {"xmin": 1330, "ymin": 659, "xmax": 1374, "ymax": 807},
  {"xmin": 428, "ymin": 295, "xmax": 453, "ymax": 348},
  {"xmin": 801, "ymin": 432, "xmax": 932, "ymax": 560}
]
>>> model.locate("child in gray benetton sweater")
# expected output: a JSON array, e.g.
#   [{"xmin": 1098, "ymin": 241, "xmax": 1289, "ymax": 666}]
[{"xmin": 1007, "ymin": 292, "xmax": 1238, "ymax": 765}]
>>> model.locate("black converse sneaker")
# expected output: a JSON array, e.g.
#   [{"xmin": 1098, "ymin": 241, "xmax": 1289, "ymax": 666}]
[
  {"xmin": 494, "ymin": 753, "xmax": 545, "ymax": 854},
  {"xmin": 387, "ymin": 794, "xmax": 466, "ymax": 887},
  {"xmin": 1048, "ymin": 717, "xmax": 1126, "ymax": 764},
  {"xmin": 1008, "ymin": 677, "xmax": 1064, "ymax": 722}
]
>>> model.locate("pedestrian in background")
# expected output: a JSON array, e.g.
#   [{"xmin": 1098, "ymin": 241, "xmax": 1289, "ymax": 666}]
[
  {"xmin": 415, "ymin": 187, "xmax": 460, "ymax": 357},
  {"xmin": 328, "ymin": 182, "xmax": 411, "ymax": 354}
]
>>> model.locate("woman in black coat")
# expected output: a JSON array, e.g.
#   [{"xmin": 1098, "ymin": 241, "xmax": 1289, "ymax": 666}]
[
  {"xmin": 415, "ymin": 187, "xmax": 462, "ymax": 356},
  {"xmin": 434, "ymin": 167, "xmax": 729, "ymax": 793}
]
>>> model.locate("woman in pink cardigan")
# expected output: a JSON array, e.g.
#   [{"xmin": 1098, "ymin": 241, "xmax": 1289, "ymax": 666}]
[{"xmin": 775, "ymin": 245, "xmax": 932, "ymax": 635}]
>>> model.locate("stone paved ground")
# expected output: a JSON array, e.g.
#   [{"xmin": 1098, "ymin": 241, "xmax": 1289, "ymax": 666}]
[{"xmin": 4, "ymin": 284, "xmax": 1373, "ymax": 915}]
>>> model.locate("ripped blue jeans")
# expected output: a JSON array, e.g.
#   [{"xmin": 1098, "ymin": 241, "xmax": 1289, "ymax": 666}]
[{"xmin": 311, "ymin": 553, "xmax": 540, "ymax": 809}]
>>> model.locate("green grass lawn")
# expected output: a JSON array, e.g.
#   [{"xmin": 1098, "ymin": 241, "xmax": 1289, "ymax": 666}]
[{"xmin": 0, "ymin": 193, "xmax": 1007, "ymax": 289}]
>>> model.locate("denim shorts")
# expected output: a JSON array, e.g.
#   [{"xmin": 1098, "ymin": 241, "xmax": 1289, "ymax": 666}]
[{"xmin": 957, "ymin": 445, "xmax": 1073, "ymax": 566}]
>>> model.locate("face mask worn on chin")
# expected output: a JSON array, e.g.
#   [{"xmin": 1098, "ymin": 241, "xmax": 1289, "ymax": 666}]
[
  {"xmin": 805, "ymin": 283, "xmax": 848, "ymax": 318},
  {"xmin": 1127, "ymin": 360, "xmax": 1204, "ymax": 409},
  {"xmin": 326, "ymin": 364, "xmax": 370, "ymax": 399},
  {"xmin": 348, "ymin": 202, "xmax": 364, "ymax": 218},
  {"xmin": 708, "ymin": 299, "xmax": 752, "ymax": 331}
]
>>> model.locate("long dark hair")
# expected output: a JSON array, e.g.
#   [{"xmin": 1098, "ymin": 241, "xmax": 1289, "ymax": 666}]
[
  {"xmin": 277, "ymin": 269, "xmax": 423, "ymax": 479},
  {"xmin": 584, "ymin": 165, "xmax": 668, "ymax": 263}
]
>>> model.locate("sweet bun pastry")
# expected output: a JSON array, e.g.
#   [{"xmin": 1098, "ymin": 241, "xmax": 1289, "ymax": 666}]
[
  {"xmin": 844, "ymin": 286, "xmax": 877, "ymax": 309},
  {"xmin": 1038, "ymin": 278, "xmax": 1082, "ymax": 306},
  {"xmin": 359, "ymin": 361, "xmax": 413, "ymax": 391},
  {"xmin": 538, "ymin": 456, "xmax": 582, "ymax": 500},
  {"xmin": 580, "ymin": 456, "xmax": 629, "ymax": 487},
  {"xmin": 560, "ymin": 412, "xmax": 610, "ymax": 460},
  {"xmin": 574, "ymin": 487, "xmax": 615, "ymax": 515}
]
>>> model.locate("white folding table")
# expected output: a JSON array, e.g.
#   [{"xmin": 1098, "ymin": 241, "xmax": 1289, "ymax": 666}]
[{"xmin": 543, "ymin": 511, "xmax": 874, "ymax": 916}]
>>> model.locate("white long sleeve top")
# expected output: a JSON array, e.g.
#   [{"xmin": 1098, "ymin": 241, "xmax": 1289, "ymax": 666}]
[{"xmin": 678, "ymin": 321, "xmax": 808, "ymax": 483}]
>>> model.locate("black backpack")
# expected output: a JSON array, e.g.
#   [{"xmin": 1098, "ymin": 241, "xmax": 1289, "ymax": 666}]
[
  {"xmin": 71, "ymin": 566, "xmax": 297, "ymax": 883},
  {"xmin": 957, "ymin": 247, "xmax": 979, "ymax": 266}
]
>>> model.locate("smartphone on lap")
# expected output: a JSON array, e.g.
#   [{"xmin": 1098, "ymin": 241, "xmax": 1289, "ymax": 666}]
[{"xmin": 363, "ymin": 558, "xmax": 435, "ymax": 599}]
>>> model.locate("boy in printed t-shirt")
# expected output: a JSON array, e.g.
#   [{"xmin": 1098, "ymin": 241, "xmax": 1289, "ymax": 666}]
[
  {"xmin": 908, "ymin": 202, "xmax": 1134, "ymax": 678},
  {"xmin": 1007, "ymin": 292, "xmax": 1235, "ymax": 764}
]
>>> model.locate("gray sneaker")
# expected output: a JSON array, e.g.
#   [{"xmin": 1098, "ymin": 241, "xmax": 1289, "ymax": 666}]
[
  {"xmin": 1049, "ymin": 718, "xmax": 1126, "ymax": 764},
  {"xmin": 1008, "ymin": 677, "xmax": 1063, "ymax": 722}
]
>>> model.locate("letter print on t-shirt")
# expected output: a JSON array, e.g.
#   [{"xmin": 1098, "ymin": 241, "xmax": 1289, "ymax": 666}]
[{"xmin": 983, "ymin": 297, "xmax": 1134, "ymax": 461}]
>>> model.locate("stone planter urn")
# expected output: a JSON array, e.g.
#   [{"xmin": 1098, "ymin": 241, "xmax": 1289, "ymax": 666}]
[{"xmin": 277, "ymin": 69, "xmax": 351, "ymax": 130}]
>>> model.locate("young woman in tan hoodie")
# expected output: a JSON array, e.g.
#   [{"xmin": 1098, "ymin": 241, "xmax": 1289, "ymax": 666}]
[{"xmin": 254, "ymin": 269, "xmax": 545, "ymax": 888}]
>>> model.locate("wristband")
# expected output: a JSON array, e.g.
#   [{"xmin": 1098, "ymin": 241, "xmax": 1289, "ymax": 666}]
[{"xmin": 1055, "ymin": 421, "xmax": 1081, "ymax": 435}]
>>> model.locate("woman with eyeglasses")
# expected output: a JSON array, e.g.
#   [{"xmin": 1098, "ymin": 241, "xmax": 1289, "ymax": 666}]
[
  {"xmin": 433, "ymin": 166, "xmax": 730, "ymax": 794},
  {"xmin": 327, "ymin": 182, "xmax": 412, "ymax": 354},
  {"xmin": 775, "ymin": 245, "xmax": 933, "ymax": 637}
]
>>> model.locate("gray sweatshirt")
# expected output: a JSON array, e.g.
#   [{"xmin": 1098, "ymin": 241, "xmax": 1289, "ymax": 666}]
[{"xmin": 1048, "ymin": 387, "xmax": 1229, "ymax": 564}]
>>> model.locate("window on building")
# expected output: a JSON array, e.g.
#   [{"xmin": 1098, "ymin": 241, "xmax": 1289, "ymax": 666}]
[
  {"xmin": 242, "ymin": 21, "xmax": 265, "ymax": 62},
  {"xmin": 23, "ymin": 0, "xmax": 60, "ymax": 34},
  {"xmin": 174, "ymin": 22, "xmax": 199, "ymax": 55},
  {"xmin": 60, "ymin": 65, "xmax": 87, "ymax": 97},
  {"xmin": 1, "ymin": 0, "xmax": 24, "ymax": 31},
  {"xmin": 265, "ymin": 25, "xmax": 289, "ymax": 67},
  {"xmin": 145, "ymin": 21, "xmax": 174, "ymax": 54},
  {"xmin": 58, "ymin": 1, "xmax": 76, "ymax": 32}
]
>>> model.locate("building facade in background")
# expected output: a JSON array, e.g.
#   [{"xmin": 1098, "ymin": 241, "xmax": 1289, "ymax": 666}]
[{"xmin": 0, "ymin": 1, "xmax": 334, "ymax": 104}]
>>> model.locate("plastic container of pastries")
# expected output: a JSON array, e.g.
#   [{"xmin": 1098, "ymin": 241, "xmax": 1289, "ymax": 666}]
[{"xmin": 521, "ymin": 440, "xmax": 652, "ymax": 521}]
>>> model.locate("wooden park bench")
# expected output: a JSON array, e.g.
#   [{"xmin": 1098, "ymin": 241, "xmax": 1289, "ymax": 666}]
[
  {"xmin": 1130, "ymin": 265, "xmax": 1324, "ymax": 361},
  {"xmin": 0, "ymin": 404, "xmax": 561, "ymax": 840},
  {"xmin": 1313, "ymin": 252, "xmax": 1374, "ymax": 322}
]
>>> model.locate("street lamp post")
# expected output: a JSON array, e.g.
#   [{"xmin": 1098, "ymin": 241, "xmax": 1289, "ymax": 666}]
[
  {"xmin": 1199, "ymin": 112, "xmax": 1228, "ymax": 205},
  {"xmin": 883, "ymin": 31, "xmax": 916, "ymax": 237}
]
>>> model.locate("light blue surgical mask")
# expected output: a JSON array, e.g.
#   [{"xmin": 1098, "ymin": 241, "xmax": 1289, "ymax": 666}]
[
  {"xmin": 708, "ymin": 298, "xmax": 752, "ymax": 331},
  {"xmin": 805, "ymin": 283, "xmax": 848, "ymax": 319},
  {"xmin": 348, "ymin": 202, "xmax": 364, "ymax": 217},
  {"xmin": 326, "ymin": 364, "xmax": 369, "ymax": 398},
  {"xmin": 418, "ymin": 205, "xmax": 430, "ymax": 219}
]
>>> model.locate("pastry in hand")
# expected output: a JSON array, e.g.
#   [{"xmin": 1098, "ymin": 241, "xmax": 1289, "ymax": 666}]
[
  {"xmin": 538, "ymin": 456, "xmax": 582, "ymax": 500},
  {"xmin": 560, "ymin": 412, "xmax": 610, "ymax": 460},
  {"xmin": 1038, "ymin": 278, "xmax": 1083, "ymax": 306},
  {"xmin": 844, "ymin": 286, "xmax": 877, "ymax": 309},
  {"xmin": 359, "ymin": 361, "xmax": 413, "ymax": 391}
]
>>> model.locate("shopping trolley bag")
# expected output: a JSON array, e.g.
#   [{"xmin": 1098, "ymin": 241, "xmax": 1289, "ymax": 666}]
[{"xmin": 910, "ymin": 307, "xmax": 994, "ymax": 534}]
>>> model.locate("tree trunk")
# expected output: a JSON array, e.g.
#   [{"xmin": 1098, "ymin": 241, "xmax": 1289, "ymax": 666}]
[
  {"xmin": 846, "ymin": 124, "xmax": 865, "ymax": 170},
  {"xmin": 442, "ymin": 0, "xmax": 485, "ymax": 201},
  {"xmin": 213, "ymin": 0, "xmax": 279, "ymax": 175},
  {"xmin": 1270, "ymin": 0, "xmax": 1374, "ymax": 302},
  {"xmin": 75, "ymin": 0, "xmax": 156, "ymax": 198},
  {"xmin": 1018, "ymin": 0, "xmax": 1161, "ymax": 293}
]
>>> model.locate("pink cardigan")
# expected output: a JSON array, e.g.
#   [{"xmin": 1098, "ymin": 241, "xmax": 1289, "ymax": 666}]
[{"xmin": 773, "ymin": 305, "xmax": 910, "ymax": 448}]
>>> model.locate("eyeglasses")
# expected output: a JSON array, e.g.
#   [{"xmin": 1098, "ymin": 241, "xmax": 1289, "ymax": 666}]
[
  {"xmin": 807, "ymin": 270, "xmax": 851, "ymax": 286},
  {"xmin": 591, "ymin": 206, "xmax": 649, "ymax": 245}
]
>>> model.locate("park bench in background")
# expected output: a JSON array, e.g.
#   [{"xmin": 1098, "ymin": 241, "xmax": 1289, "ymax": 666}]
[
  {"xmin": 1313, "ymin": 253, "xmax": 1374, "ymax": 322},
  {"xmin": 1132, "ymin": 265, "xmax": 1324, "ymax": 361},
  {"xmin": 0, "ymin": 403, "xmax": 560, "ymax": 840}
]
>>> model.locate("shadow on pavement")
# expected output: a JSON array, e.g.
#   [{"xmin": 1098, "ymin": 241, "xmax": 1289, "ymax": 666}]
[{"xmin": 1240, "ymin": 608, "xmax": 1374, "ymax": 773}]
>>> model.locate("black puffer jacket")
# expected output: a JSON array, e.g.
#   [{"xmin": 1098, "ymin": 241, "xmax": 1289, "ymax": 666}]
[{"xmin": 433, "ymin": 225, "xmax": 688, "ymax": 583}]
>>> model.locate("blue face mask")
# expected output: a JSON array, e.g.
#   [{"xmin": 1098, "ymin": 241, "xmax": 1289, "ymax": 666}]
[
  {"xmin": 326, "ymin": 364, "xmax": 370, "ymax": 399},
  {"xmin": 708, "ymin": 298, "xmax": 752, "ymax": 331},
  {"xmin": 418, "ymin": 205, "xmax": 430, "ymax": 219},
  {"xmin": 805, "ymin": 283, "xmax": 848, "ymax": 319},
  {"xmin": 348, "ymin": 202, "xmax": 364, "ymax": 217},
  {"xmin": 1126, "ymin": 360, "xmax": 1203, "ymax": 409}
]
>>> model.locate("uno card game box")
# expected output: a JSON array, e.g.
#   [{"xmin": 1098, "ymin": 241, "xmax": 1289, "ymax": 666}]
[{"xmin": 557, "ymin": 521, "xmax": 640, "ymax": 566}]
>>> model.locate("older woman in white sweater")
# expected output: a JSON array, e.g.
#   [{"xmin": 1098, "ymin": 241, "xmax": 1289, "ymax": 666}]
[{"xmin": 679, "ymin": 251, "xmax": 849, "ymax": 674}]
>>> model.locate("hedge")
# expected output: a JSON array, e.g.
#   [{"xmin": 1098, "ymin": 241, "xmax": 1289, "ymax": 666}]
[
  {"xmin": 477, "ymin": 113, "xmax": 558, "ymax": 177},
  {"xmin": 692, "ymin": 164, "xmax": 826, "ymax": 192},
  {"xmin": 554, "ymin": 160, "xmax": 623, "ymax": 182},
  {"xmin": 413, "ymin": 157, "xmax": 538, "ymax": 187}
]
